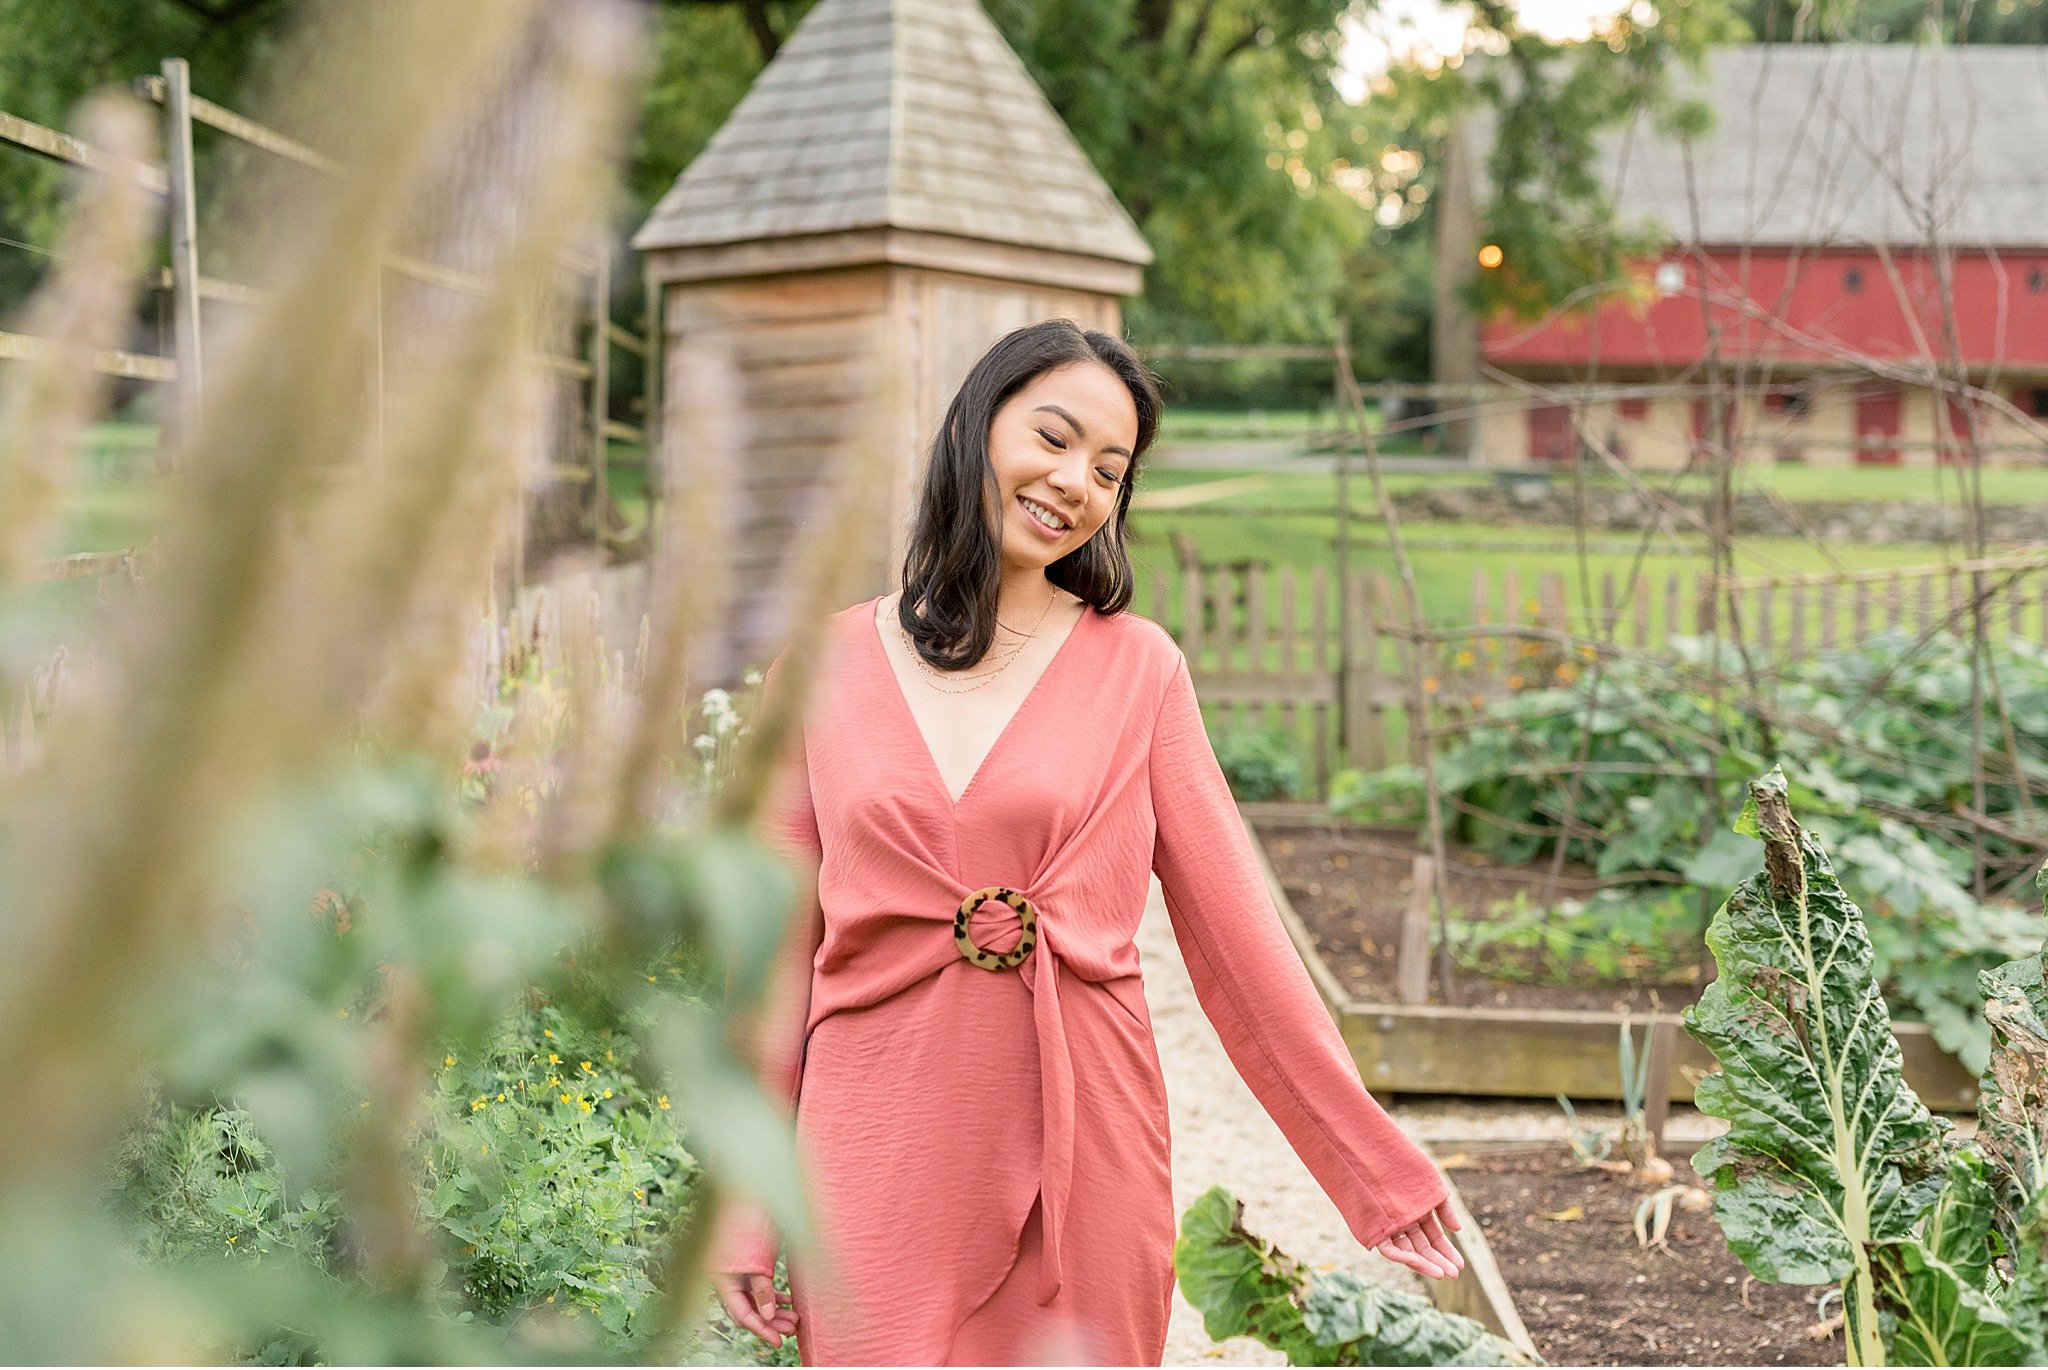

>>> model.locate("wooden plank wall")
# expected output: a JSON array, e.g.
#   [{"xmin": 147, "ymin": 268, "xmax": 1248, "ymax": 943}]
[
  {"xmin": 1147, "ymin": 559, "xmax": 2048, "ymax": 801},
  {"xmin": 663, "ymin": 270, "xmax": 893, "ymax": 684}
]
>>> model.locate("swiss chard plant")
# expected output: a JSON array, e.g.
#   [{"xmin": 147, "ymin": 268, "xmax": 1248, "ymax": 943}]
[
  {"xmin": 1682, "ymin": 767, "xmax": 2048, "ymax": 1367},
  {"xmin": 1173, "ymin": 1187, "xmax": 1538, "ymax": 1367}
]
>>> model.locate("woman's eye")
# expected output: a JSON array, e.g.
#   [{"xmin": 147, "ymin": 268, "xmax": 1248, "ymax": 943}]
[
  {"xmin": 1097, "ymin": 468, "xmax": 1122, "ymax": 485},
  {"xmin": 1037, "ymin": 428, "xmax": 1067, "ymax": 450}
]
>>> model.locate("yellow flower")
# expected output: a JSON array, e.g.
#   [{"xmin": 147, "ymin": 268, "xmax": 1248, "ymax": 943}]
[
  {"xmin": 604, "ymin": 1049, "xmax": 614, "ymax": 1062},
  {"xmin": 1525, "ymin": 598, "xmax": 1541, "ymax": 615},
  {"xmin": 227, "ymin": 1235, "xmax": 237, "ymax": 1246},
  {"xmin": 1556, "ymin": 662, "xmax": 1580, "ymax": 684},
  {"xmin": 646, "ymin": 974, "xmax": 656, "ymax": 983},
  {"xmin": 470, "ymin": 1097, "xmax": 486, "ymax": 1112},
  {"xmin": 480, "ymin": 1145, "xmax": 490, "ymax": 1156},
  {"xmin": 1521, "ymin": 641, "xmax": 1540, "ymax": 658},
  {"xmin": 496, "ymin": 1092, "xmax": 506, "ymax": 1101},
  {"xmin": 359, "ymin": 1099, "xmax": 370, "ymax": 1109},
  {"xmin": 443, "ymin": 1055, "xmax": 456, "ymax": 1067},
  {"xmin": 579, "ymin": 1100, "xmax": 594, "ymax": 1114},
  {"xmin": 337, "ymin": 1008, "xmax": 350, "ymax": 1020},
  {"xmin": 545, "ymin": 1295, "xmax": 555, "ymax": 1304},
  {"xmin": 548, "ymin": 1053, "xmax": 560, "ymax": 1064},
  {"xmin": 1577, "ymin": 643, "xmax": 1598, "ymax": 661},
  {"xmin": 1469, "ymin": 694, "xmax": 1486, "ymax": 710},
  {"xmin": 559, "ymin": 1093, "xmax": 572, "ymax": 1104},
  {"xmin": 1483, "ymin": 636, "xmax": 1499, "ymax": 653},
  {"xmin": 1455, "ymin": 650, "xmax": 1475, "ymax": 668},
  {"xmin": 543, "ymin": 1029, "xmax": 553, "ymax": 1039},
  {"xmin": 1421, "ymin": 677, "xmax": 1439, "ymax": 694},
  {"xmin": 602, "ymin": 1089, "xmax": 613, "ymax": 1099},
  {"xmin": 580, "ymin": 1060, "xmax": 593, "ymax": 1072},
  {"xmin": 1506, "ymin": 673, "xmax": 1525, "ymax": 689},
  {"xmin": 657, "ymin": 1095, "xmax": 671, "ymax": 1111},
  {"xmin": 634, "ymin": 1188, "xmax": 645, "ymax": 1201}
]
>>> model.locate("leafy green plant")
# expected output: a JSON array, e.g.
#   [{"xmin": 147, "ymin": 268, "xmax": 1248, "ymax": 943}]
[
  {"xmin": 1173, "ymin": 1187, "xmax": 1538, "ymax": 1366},
  {"xmin": 1551, "ymin": 1014, "xmax": 1663, "ymax": 1170},
  {"xmin": 1552, "ymin": 1095, "xmax": 1614, "ymax": 1168},
  {"xmin": 1213, "ymin": 721, "xmax": 1304, "ymax": 802},
  {"xmin": 1682, "ymin": 767, "xmax": 2048, "ymax": 1366},
  {"xmin": 1447, "ymin": 888, "xmax": 1699, "ymax": 986},
  {"xmin": 1334, "ymin": 633, "xmax": 2048, "ymax": 1072}
]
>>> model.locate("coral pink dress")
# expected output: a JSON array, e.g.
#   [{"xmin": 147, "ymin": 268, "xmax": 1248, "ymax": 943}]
[{"xmin": 710, "ymin": 594, "xmax": 1447, "ymax": 1366}]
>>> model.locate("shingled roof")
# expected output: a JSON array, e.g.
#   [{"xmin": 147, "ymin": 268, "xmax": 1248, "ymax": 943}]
[
  {"xmin": 631, "ymin": 0, "xmax": 1152, "ymax": 266},
  {"xmin": 1463, "ymin": 44, "xmax": 2048, "ymax": 249}
]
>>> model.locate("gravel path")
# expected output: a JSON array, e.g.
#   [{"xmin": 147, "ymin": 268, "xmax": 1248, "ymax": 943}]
[{"xmin": 1137, "ymin": 873, "xmax": 1428, "ymax": 1365}]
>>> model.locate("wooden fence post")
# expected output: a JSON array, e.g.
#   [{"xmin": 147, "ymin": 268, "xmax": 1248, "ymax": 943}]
[
  {"xmin": 1311, "ymin": 566, "xmax": 1330, "ymax": 794},
  {"xmin": 1347, "ymin": 569, "xmax": 1384, "ymax": 772},
  {"xmin": 1398, "ymin": 854, "xmax": 1435, "ymax": 1006},
  {"xmin": 589, "ymin": 233, "xmax": 611, "ymax": 560},
  {"xmin": 160, "ymin": 57, "xmax": 202, "ymax": 472}
]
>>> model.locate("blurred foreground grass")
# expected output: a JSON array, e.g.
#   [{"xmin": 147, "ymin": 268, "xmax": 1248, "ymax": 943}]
[{"xmin": 0, "ymin": 1, "xmax": 885, "ymax": 1362}]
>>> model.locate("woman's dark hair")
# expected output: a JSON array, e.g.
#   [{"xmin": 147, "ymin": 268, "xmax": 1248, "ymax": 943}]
[{"xmin": 897, "ymin": 318, "xmax": 1162, "ymax": 670}]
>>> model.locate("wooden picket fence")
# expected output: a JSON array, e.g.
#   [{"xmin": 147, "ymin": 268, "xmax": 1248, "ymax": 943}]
[{"xmin": 1143, "ymin": 552, "xmax": 2048, "ymax": 801}]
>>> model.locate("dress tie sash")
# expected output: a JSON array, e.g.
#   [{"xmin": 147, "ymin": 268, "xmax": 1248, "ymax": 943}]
[{"xmin": 958, "ymin": 889, "xmax": 1075, "ymax": 1306}]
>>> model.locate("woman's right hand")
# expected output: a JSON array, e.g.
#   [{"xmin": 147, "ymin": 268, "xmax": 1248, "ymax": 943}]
[{"xmin": 713, "ymin": 1270, "xmax": 799, "ymax": 1348}]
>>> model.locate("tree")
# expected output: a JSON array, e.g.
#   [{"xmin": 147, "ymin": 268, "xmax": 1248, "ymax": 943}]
[{"xmin": 0, "ymin": 0, "xmax": 292, "ymax": 311}]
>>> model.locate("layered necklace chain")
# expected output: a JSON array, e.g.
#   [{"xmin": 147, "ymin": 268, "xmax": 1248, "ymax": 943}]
[{"xmin": 898, "ymin": 592, "xmax": 1058, "ymax": 694}]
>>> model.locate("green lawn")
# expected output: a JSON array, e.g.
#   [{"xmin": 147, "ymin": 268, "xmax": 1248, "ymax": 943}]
[
  {"xmin": 1157, "ymin": 405, "xmax": 1339, "ymax": 440},
  {"xmin": 1635, "ymin": 462, "xmax": 2048, "ymax": 506}
]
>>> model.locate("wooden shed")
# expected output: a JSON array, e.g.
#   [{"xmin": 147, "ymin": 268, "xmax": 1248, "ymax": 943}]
[{"xmin": 632, "ymin": 0, "xmax": 1151, "ymax": 678}]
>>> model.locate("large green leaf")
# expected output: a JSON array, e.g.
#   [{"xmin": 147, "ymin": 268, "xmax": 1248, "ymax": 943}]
[
  {"xmin": 1172, "ymin": 1187, "xmax": 1537, "ymax": 1367},
  {"xmin": 1918, "ymin": 1151, "xmax": 1998, "ymax": 1293},
  {"xmin": 1868, "ymin": 1238, "xmax": 2037, "ymax": 1367},
  {"xmin": 1999, "ymin": 1187, "xmax": 2047, "ymax": 1351},
  {"xmin": 1975, "ymin": 946, "xmax": 2048, "ymax": 1230},
  {"xmin": 1683, "ymin": 767, "xmax": 1954, "ymax": 1365}
]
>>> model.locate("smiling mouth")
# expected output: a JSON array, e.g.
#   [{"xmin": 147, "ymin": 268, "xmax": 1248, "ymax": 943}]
[{"xmin": 1018, "ymin": 495, "xmax": 1071, "ymax": 533}]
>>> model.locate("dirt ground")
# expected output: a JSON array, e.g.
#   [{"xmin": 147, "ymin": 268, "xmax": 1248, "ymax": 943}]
[{"xmin": 1451, "ymin": 1145, "xmax": 1843, "ymax": 1367}]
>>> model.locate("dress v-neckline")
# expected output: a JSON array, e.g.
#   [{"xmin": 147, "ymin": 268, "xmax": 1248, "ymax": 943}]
[{"xmin": 867, "ymin": 592, "xmax": 1094, "ymax": 812}]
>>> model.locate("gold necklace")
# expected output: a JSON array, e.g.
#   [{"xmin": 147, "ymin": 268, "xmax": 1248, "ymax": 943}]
[{"xmin": 899, "ymin": 593, "xmax": 1059, "ymax": 694}]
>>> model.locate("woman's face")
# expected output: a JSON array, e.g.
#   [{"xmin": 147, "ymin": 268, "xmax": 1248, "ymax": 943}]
[{"xmin": 984, "ymin": 360, "xmax": 1139, "ymax": 573}]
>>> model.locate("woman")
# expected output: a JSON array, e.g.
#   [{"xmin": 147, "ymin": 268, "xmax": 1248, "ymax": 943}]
[{"xmin": 708, "ymin": 319, "xmax": 1462, "ymax": 1365}]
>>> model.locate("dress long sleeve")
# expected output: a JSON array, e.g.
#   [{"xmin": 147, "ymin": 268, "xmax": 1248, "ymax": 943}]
[
  {"xmin": 708, "ymin": 687, "xmax": 825, "ymax": 1278},
  {"xmin": 1147, "ymin": 649, "xmax": 1449, "ymax": 1253}
]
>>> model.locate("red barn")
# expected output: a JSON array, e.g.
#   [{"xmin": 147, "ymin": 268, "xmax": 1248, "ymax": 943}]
[{"xmin": 1434, "ymin": 44, "xmax": 2048, "ymax": 469}]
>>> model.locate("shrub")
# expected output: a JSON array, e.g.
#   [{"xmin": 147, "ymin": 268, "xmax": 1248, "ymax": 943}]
[{"xmin": 1212, "ymin": 722, "xmax": 1303, "ymax": 802}]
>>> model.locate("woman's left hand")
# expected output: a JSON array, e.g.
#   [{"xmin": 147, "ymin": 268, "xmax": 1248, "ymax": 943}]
[{"xmin": 1373, "ymin": 1198, "xmax": 1466, "ymax": 1280}]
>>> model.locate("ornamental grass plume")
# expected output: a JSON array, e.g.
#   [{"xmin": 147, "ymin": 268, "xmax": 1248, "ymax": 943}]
[{"xmin": 0, "ymin": 0, "xmax": 889, "ymax": 1358}]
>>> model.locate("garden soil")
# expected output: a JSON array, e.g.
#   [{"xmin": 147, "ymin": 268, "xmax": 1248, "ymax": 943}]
[
  {"xmin": 1451, "ymin": 1146, "xmax": 1842, "ymax": 1366},
  {"xmin": 1259, "ymin": 822, "xmax": 1708, "ymax": 1015}
]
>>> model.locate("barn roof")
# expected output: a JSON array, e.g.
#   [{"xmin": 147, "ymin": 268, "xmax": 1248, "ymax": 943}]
[
  {"xmin": 1464, "ymin": 43, "xmax": 2048, "ymax": 250},
  {"xmin": 631, "ymin": 0, "xmax": 1152, "ymax": 266}
]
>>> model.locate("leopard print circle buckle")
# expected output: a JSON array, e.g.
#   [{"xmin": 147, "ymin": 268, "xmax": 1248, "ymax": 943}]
[{"xmin": 955, "ymin": 886, "xmax": 1038, "ymax": 970}]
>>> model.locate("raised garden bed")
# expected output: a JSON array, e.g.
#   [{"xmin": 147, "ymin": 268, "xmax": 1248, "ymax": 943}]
[
  {"xmin": 1425, "ymin": 1141, "xmax": 1844, "ymax": 1367},
  {"xmin": 1245, "ymin": 812, "xmax": 1981, "ymax": 1110}
]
